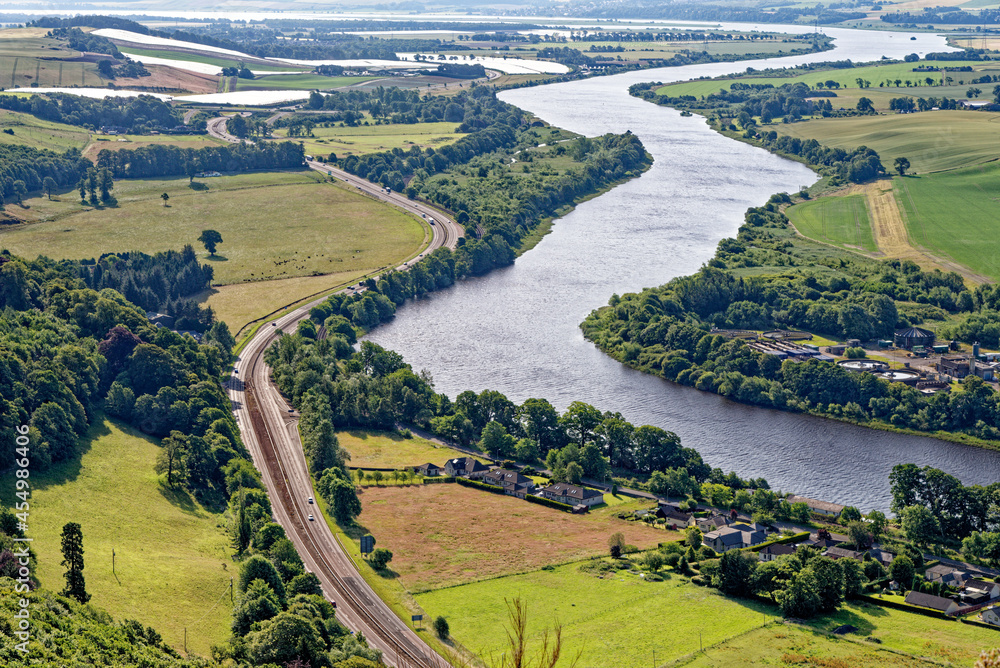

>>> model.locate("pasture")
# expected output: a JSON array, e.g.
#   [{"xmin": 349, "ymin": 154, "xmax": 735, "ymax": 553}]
[
  {"xmin": 337, "ymin": 430, "xmax": 481, "ymax": 470},
  {"xmin": 272, "ymin": 121, "xmax": 465, "ymax": 158},
  {"xmin": 787, "ymin": 193, "xmax": 877, "ymax": 252},
  {"xmin": 0, "ymin": 170, "xmax": 426, "ymax": 285},
  {"xmin": 0, "ymin": 416, "xmax": 233, "ymax": 656},
  {"xmin": 356, "ymin": 484, "xmax": 671, "ymax": 592},
  {"xmin": 234, "ymin": 73, "xmax": 373, "ymax": 91},
  {"xmin": 0, "ymin": 108, "xmax": 91, "ymax": 152}
]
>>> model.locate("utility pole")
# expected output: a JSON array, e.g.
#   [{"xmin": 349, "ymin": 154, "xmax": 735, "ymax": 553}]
[
  {"xmin": 184, "ymin": 628, "xmax": 187, "ymax": 654},
  {"xmin": 230, "ymin": 577, "xmax": 234, "ymax": 603},
  {"xmin": 112, "ymin": 548, "xmax": 115, "ymax": 575}
]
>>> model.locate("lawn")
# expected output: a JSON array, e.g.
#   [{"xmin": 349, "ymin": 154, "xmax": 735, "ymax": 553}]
[
  {"xmin": 772, "ymin": 111, "xmax": 1000, "ymax": 173},
  {"xmin": 356, "ymin": 484, "xmax": 672, "ymax": 592},
  {"xmin": 0, "ymin": 416, "xmax": 233, "ymax": 657},
  {"xmin": 894, "ymin": 163, "xmax": 1000, "ymax": 281},
  {"xmin": 417, "ymin": 566, "xmax": 1000, "ymax": 668},
  {"xmin": 787, "ymin": 193, "xmax": 878, "ymax": 252},
  {"xmin": 0, "ymin": 108, "xmax": 92, "ymax": 152},
  {"xmin": 235, "ymin": 73, "xmax": 374, "ymax": 91},
  {"xmin": 0, "ymin": 170, "xmax": 427, "ymax": 285},
  {"xmin": 272, "ymin": 121, "xmax": 466, "ymax": 158},
  {"xmin": 337, "ymin": 430, "xmax": 480, "ymax": 469}
]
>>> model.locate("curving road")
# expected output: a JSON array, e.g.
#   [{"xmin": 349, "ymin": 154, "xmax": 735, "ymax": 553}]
[{"xmin": 227, "ymin": 164, "xmax": 461, "ymax": 667}]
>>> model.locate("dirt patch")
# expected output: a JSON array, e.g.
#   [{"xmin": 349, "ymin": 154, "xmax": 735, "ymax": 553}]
[
  {"xmin": 357, "ymin": 484, "xmax": 673, "ymax": 592},
  {"xmin": 116, "ymin": 64, "xmax": 218, "ymax": 94}
]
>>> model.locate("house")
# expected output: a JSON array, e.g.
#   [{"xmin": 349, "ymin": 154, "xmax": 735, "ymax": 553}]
[
  {"xmin": 443, "ymin": 457, "xmax": 489, "ymax": 480},
  {"xmin": 868, "ymin": 548, "xmax": 895, "ymax": 567},
  {"xmin": 824, "ymin": 546, "xmax": 864, "ymax": 561},
  {"xmin": 416, "ymin": 462, "xmax": 440, "ymax": 477},
  {"xmin": 655, "ymin": 503, "xmax": 692, "ymax": 528},
  {"xmin": 483, "ymin": 469, "xmax": 535, "ymax": 499},
  {"xmin": 787, "ymin": 495, "xmax": 845, "ymax": 518},
  {"xmin": 758, "ymin": 544, "xmax": 797, "ymax": 562},
  {"xmin": 981, "ymin": 605, "xmax": 1000, "ymax": 627},
  {"xmin": 694, "ymin": 514, "xmax": 730, "ymax": 532},
  {"xmin": 539, "ymin": 483, "xmax": 604, "ymax": 508},
  {"xmin": 703, "ymin": 523, "xmax": 767, "ymax": 553},
  {"xmin": 146, "ymin": 311, "xmax": 175, "ymax": 328},
  {"xmin": 924, "ymin": 564, "xmax": 972, "ymax": 587},
  {"xmin": 894, "ymin": 326, "xmax": 935, "ymax": 350},
  {"xmin": 904, "ymin": 591, "xmax": 960, "ymax": 615},
  {"xmin": 963, "ymin": 579, "xmax": 1000, "ymax": 601}
]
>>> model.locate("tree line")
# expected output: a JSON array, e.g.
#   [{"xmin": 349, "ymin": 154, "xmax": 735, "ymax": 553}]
[
  {"xmin": 0, "ymin": 144, "xmax": 90, "ymax": 206},
  {"xmin": 0, "ymin": 93, "xmax": 181, "ymax": 133},
  {"xmin": 95, "ymin": 141, "xmax": 305, "ymax": 179}
]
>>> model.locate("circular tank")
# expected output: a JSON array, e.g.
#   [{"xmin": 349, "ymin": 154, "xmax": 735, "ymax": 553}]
[
  {"xmin": 876, "ymin": 370, "xmax": 921, "ymax": 384},
  {"xmin": 838, "ymin": 360, "xmax": 889, "ymax": 372}
]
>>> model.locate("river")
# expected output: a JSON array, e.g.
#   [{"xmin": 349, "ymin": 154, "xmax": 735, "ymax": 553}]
[{"xmin": 362, "ymin": 24, "xmax": 1000, "ymax": 511}]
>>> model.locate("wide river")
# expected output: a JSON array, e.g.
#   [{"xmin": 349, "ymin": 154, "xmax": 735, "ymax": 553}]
[{"xmin": 367, "ymin": 25, "xmax": 1000, "ymax": 511}]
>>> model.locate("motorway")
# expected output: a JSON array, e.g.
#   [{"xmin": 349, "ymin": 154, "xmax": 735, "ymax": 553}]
[{"xmin": 226, "ymin": 148, "xmax": 462, "ymax": 667}]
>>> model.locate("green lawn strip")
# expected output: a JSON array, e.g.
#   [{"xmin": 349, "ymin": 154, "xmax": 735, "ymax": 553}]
[
  {"xmin": 0, "ymin": 415, "xmax": 233, "ymax": 656},
  {"xmin": 893, "ymin": 165, "xmax": 1000, "ymax": 281},
  {"xmin": 235, "ymin": 74, "xmax": 374, "ymax": 91},
  {"xmin": 787, "ymin": 193, "xmax": 878, "ymax": 253},
  {"xmin": 1, "ymin": 170, "xmax": 425, "ymax": 285}
]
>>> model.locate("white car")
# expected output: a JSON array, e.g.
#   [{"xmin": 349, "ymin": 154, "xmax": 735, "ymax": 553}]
[
  {"xmin": 308, "ymin": 497, "xmax": 314, "ymax": 504},
  {"xmin": 308, "ymin": 514, "xmax": 314, "ymax": 521}
]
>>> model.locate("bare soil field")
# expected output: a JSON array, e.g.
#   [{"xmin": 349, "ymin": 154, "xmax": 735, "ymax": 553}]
[
  {"xmin": 117, "ymin": 63, "xmax": 219, "ymax": 93},
  {"xmin": 357, "ymin": 484, "xmax": 674, "ymax": 592}
]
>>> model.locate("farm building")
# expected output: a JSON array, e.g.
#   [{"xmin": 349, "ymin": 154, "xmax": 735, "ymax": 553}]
[{"xmin": 894, "ymin": 326, "xmax": 935, "ymax": 350}]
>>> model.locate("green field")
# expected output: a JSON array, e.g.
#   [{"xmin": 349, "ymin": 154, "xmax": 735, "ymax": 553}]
[
  {"xmin": 0, "ymin": 108, "xmax": 92, "ymax": 151},
  {"xmin": 895, "ymin": 163, "xmax": 1000, "ymax": 281},
  {"xmin": 338, "ymin": 430, "xmax": 480, "ymax": 469},
  {"xmin": 788, "ymin": 193, "xmax": 878, "ymax": 252},
  {"xmin": 83, "ymin": 133, "xmax": 225, "ymax": 161},
  {"xmin": 0, "ymin": 170, "xmax": 427, "ymax": 285},
  {"xmin": 773, "ymin": 110, "xmax": 1000, "ymax": 173},
  {"xmin": 0, "ymin": 29, "xmax": 107, "ymax": 88},
  {"xmin": 0, "ymin": 416, "xmax": 232, "ymax": 656},
  {"xmin": 117, "ymin": 45, "xmax": 304, "ymax": 72},
  {"xmin": 235, "ymin": 73, "xmax": 374, "ymax": 91},
  {"xmin": 417, "ymin": 563, "xmax": 1000, "ymax": 668},
  {"xmin": 273, "ymin": 121, "xmax": 465, "ymax": 158}
]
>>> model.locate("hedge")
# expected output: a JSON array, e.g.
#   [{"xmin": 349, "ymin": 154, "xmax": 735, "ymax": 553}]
[
  {"xmin": 422, "ymin": 476, "xmax": 456, "ymax": 484},
  {"xmin": 742, "ymin": 532, "xmax": 811, "ymax": 553},
  {"xmin": 456, "ymin": 477, "xmax": 504, "ymax": 495},
  {"xmin": 525, "ymin": 494, "xmax": 574, "ymax": 512},
  {"xmin": 855, "ymin": 593, "xmax": 957, "ymax": 620},
  {"xmin": 960, "ymin": 618, "xmax": 1000, "ymax": 632}
]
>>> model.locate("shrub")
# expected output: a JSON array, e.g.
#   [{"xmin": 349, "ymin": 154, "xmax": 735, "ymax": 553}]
[{"xmin": 433, "ymin": 616, "xmax": 449, "ymax": 639}]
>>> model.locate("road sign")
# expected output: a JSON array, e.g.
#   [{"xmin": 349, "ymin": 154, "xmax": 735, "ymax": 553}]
[
  {"xmin": 411, "ymin": 615, "xmax": 423, "ymax": 622},
  {"xmin": 360, "ymin": 534, "xmax": 375, "ymax": 554}
]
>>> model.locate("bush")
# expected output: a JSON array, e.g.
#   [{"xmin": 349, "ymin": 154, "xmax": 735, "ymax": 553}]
[
  {"xmin": 433, "ymin": 616, "xmax": 449, "ymax": 639},
  {"xmin": 369, "ymin": 547, "xmax": 393, "ymax": 570},
  {"xmin": 525, "ymin": 494, "xmax": 574, "ymax": 512},
  {"xmin": 845, "ymin": 347, "xmax": 867, "ymax": 359},
  {"xmin": 455, "ymin": 477, "xmax": 504, "ymax": 495},
  {"xmin": 422, "ymin": 476, "xmax": 456, "ymax": 484},
  {"xmin": 399, "ymin": 428, "xmax": 412, "ymax": 439}
]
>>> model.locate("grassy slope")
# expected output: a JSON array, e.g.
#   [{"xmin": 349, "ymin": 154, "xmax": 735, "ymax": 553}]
[
  {"xmin": 337, "ymin": 430, "xmax": 482, "ymax": 469},
  {"xmin": 787, "ymin": 193, "xmax": 878, "ymax": 252},
  {"xmin": 0, "ymin": 30, "xmax": 106, "ymax": 89},
  {"xmin": 0, "ymin": 108, "xmax": 92, "ymax": 152},
  {"xmin": 0, "ymin": 416, "xmax": 232, "ymax": 656},
  {"xmin": 272, "ymin": 121, "xmax": 466, "ymax": 158},
  {"xmin": 771, "ymin": 110, "xmax": 1000, "ymax": 173},
  {"xmin": 235, "ymin": 74, "xmax": 373, "ymax": 91},
  {"xmin": 895, "ymin": 163, "xmax": 1000, "ymax": 281},
  {"xmin": 0, "ymin": 170, "xmax": 427, "ymax": 285}
]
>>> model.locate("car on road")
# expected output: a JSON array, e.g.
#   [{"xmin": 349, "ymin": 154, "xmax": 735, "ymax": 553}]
[
  {"xmin": 308, "ymin": 514, "xmax": 314, "ymax": 521},
  {"xmin": 308, "ymin": 496, "xmax": 314, "ymax": 504}
]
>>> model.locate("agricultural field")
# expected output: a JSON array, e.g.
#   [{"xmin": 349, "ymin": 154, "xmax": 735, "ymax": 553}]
[
  {"xmin": 234, "ymin": 73, "xmax": 374, "ymax": 91},
  {"xmin": 271, "ymin": 121, "xmax": 465, "ymax": 158},
  {"xmin": 82, "ymin": 133, "xmax": 225, "ymax": 161},
  {"xmin": 895, "ymin": 162, "xmax": 1000, "ymax": 281},
  {"xmin": 787, "ymin": 193, "xmax": 878, "ymax": 252},
  {"xmin": 772, "ymin": 110, "xmax": 1000, "ymax": 173},
  {"xmin": 417, "ymin": 564, "xmax": 1000, "ymax": 668},
  {"xmin": 0, "ymin": 108, "xmax": 91, "ymax": 152},
  {"xmin": 0, "ymin": 29, "xmax": 107, "ymax": 89},
  {"xmin": 117, "ymin": 46, "xmax": 304, "ymax": 72},
  {"xmin": 0, "ymin": 170, "xmax": 427, "ymax": 285},
  {"xmin": 356, "ymin": 484, "xmax": 671, "ymax": 592},
  {"xmin": 515, "ymin": 35, "xmax": 826, "ymax": 61},
  {"xmin": 337, "ymin": 430, "xmax": 481, "ymax": 470},
  {"xmin": 0, "ymin": 417, "xmax": 233, "ymax": 656}
]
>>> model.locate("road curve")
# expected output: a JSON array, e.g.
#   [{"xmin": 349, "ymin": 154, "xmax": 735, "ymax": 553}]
[{"xmin": 227, "ymin": 163, "xmax": 461, "ymax": 668}]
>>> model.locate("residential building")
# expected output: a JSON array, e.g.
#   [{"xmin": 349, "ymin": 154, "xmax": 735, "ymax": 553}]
[
  {"xmin": 823, "ymin": 546, "xmax": 864, "ymax": 561},
  {"xmin": 963, "ymin": 579, "xmax": 1000, "ymax": 601},
  {"xmin": 443, "ymin": 457, "xmax": 489, "ymax": 480},
  {"xmin": 924, "ymin": 564, "xmax": 972, "ymax": 587},
  {"xmin": 904, "ymin": 591, "xmax": 960, "ymax": 615},
  {"xmin": 758, "ymin": 544, "xmax": 796, "ymax": 562},
  {"xmin": 693, "ymin": 514, "xmax": 730, "ymax": 532},
  {"xmin": 483, "ymin": 469, "xmax": 536, "ymax": 499},
  {"xmin": 655, "ymin": 503, "xmax": 692, "ymax": 528},
  {"xmin": 868, "ymin": 548, "xmax": 895, "ymax": 567},
  {"xmin": 539, "ymin": 483, "xmax": 604, "ymax": 508},
  {"xmin": 703, "ymin": 523, "xmax": 767, "ymax": 553},
  {"xmin": 146, "ymin": 312, "xmax": 175, "ymax": 329},
  {"xmin": 981, "ymin": 605, "xmax": 1000, "ymax": 627},
  {"xmin": 416, "ymin": 462, "xmax": 440, "ymax": 477},
  {"xmin": 787, "ymin": 495, "xmax": 845, "ymax": 518}
]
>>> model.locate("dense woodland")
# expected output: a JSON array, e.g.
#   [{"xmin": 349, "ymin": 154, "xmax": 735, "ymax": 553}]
[
  {"xmin": 0, "ymin": 93, "xmax": 182, "ymax": 133},
  {"xmin": 95, "ymin": 141, "xmax": 305, "ymax": 180}
]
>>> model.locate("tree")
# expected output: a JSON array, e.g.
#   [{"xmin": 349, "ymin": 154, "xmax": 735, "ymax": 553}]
[
  {"xmin": 42, "ymin": 176, "xmax": 57, "ymax": 200},
  {"xmin": 685, "ymin": 526, "xmax": 703, "ymax": 548},
  {"xmin": 480, "ymin": 420, "xmax": 515, "ymax": 459},
  {"xmin": 963, "ymin": 532, "xmax": 1000, "ymax": 567},
  {"xmin": 889, "ymin": 554, "xmax": 915, "ymax": 589},
  {"xmin": 840, "ymin": 506, "xmax": 862, "ymax": 524},
  {"xmin": 288, "ymin": 572, "xmax": 323, "ymax": 597},
  {"xmin": 608, "ymin": 532, "xmax": 625, "ymax": 558},
  {"xmin": 317, "ymin": 468, "xmax": 362, "ymax": 524},
  {"xmin": 237, "ymin": 554, "xmax": 286, "ymax": 604},
  {"xmin": 154, "ymin": 431, "xmax": 187, "ymax": 487},
  {"xmin": 716, "ymin": 550, "xmax": 757, "ymax": 598},
  {"xmin": 372, "ymin": 470, "xmax": 384, "ymax": 486},
  {"xmin": 847, "ymin": 520, "xmax": 873, "ymax": 550},
  {"xmin": 564, "ymin": 461, "xmax": 583, "ymax": 484},
  {"xmin": 894, "ymin": 157, "xmax": 911, "ymax": 176},
  {"xmin": 161, "ymin": 192, "xmax": 169, "ymax": 207},
  {"xmin": 780, "ymin": 568, "xmax": 821, "ymax": 618},
  {"xmin": 232, "ymin": 578, "xmax": 281, "ymax": 635},
  {"xmin": 434, "ymin": 616, "xmax": 450, "ymax": 639},
  {"xmin": 97, "ymin": 59, "xmax": 115, "ymax": 78},
  {"xmin": 867, "ymin": 510, "xmax": 888, "ymax": 542},
  {"xmin": 856, "ymin": 97, "xmax": 874, "ymax": 113},
  {"xmin": 642, "ymin": 551, "xmax": 665, "ymax": 572},
  {"xmin": 841, "ymin": 558, "xmax": 865, "ymax": 598},
  {"xmin": 810, "ymin": 556, "xmax": 845, "ymax": 612},
  {"xmin": 369, "ymin": 547, "xmax": 393, "ymax": 570},
  {"xmin": 60, "ymin": 522, "xmax": 90, "ymax": 603},
  {"xmin": 12, "ymin": 179, "xmax": 26, "ymax": 205},
  {"xmin": 901, "ymin": 504, "xmax": 940, "ymax": 546},
  {"xmin": 198, "ymin": 229, "xmax": 223, "ymax": 256}
]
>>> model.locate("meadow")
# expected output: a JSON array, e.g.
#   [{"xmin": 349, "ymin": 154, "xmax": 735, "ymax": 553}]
[
  {"xmin": 417, "ymin": 563, "xmax": 1000, "ymax": 668},
  {"xmin": 895, "ymin": 162, "xmax": 1000, "ymax": 281},
  {"xmin": 0, "ymin": 416, "xmax": 233, "ymax": 656},
  {"xmin": 272, "ymin": 121, "xmax": 465, "ymax": 158},
  {"xmin": 787, "ymin": 193, "xmax": 878, "ymax": 252},
  {"xmin": 0, "ymin": 170, "xmax": 427, "ymax": 285},
  {"xmin": 0, "ymin": 108, "xmax": 92, "ymax": 152},
  {"xmin": 357, "ymin": 484, "xmax": 671, "ymax": 592},
  {"xmin": 336, "ymin": 430, "xmax": 482, "ymax": 469},
  {"xmin": 0, "ymin": 30, "xmax": 106, "ymax": 89},
  {"xmin": 772, "ymin": 110, "xmax": 1000, "ymax": 173},
  {"xmin": 82, "ymin": 132, "xmax": 224, "ymax": 161},
  {"xmin": 234, "ymin": 73, "xmax": 374, "ymax": 91}
]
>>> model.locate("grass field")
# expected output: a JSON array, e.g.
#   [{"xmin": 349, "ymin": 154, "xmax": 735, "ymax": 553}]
[
  {"xmin": 0, "ymin": 29, "xmax": 108, "ymax": 88},
  {"xmin": 788, "ymin": 193, "xmax": 878, "ymax": 252},
  {"xmin": 0, "ymin": 170, "xmax": 427, "ymax": 285},
  {"xmin": 772, "ymin": 111, "xmax": 1000, "ymax": 173},
  {"xmin": 357, "ymin": 484, "xmax": 671, "ymax": 592},
  {"xmin": 337, "ymin": 430, "xmax": 480, "ymax": 469},
  {"xmin": 0, "ymin": 108, "xmax": 91, "ymax": 152},
  {"xmin": 83, "ymin": 133, "xmax": 224, "ymax": 161},
  {"xmin": 895, "ymin": 163, "xmax": 1000, "ymax": 281},
  {"xmin": 272, "ymin": 121, "xmax": 465, "ymax": 158},
  {"xmin": 117, "ymin": 46, "xmax": 304, "ymax": 72},
  {"xmin": 417, "ymin": 564, "xmax": 1000, "ymax": 668},
  {"xmin": 0, "ymin": 416, "xmax": 232, "ymax": 656},
  {"xmin": 235, "ymin": 73, "xmax": 373, "ymax": 91}
]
